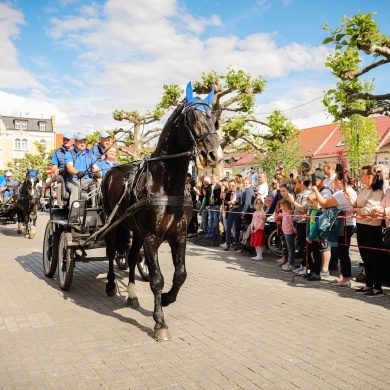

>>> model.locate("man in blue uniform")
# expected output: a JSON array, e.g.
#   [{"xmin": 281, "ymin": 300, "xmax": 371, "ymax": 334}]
[
  {"xmin": 46, "ymin": 132, "xmax": 74, "ymax": 205},
  {"xmin": 92, "ymin": 131, "xmax": 111, "ymax": 162},
  {"xmin": 65, "ymin": 133, "xmax": 95, "ymax": 214},
  {"xmin": 0, "ymin": 171, "xmax": 19, "ymax": 203}
]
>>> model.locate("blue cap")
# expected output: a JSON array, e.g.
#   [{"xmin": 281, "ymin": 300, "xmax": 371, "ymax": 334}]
[
  {"xmin": 63, "ymin": 132, "xmax": 74, "ymax": 139},
  {"xmin": 75, "ymin": 133, "xmax": 87, "ymax": 141},
  {"xmin": 99, "ymin": 131, "xmax": 110, "ymax": 138}
]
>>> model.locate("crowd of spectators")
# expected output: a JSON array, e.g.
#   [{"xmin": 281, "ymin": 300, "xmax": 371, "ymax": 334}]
[{"xmin": 188, "ymin": 160, "xmax": 390, "ymax": 298}]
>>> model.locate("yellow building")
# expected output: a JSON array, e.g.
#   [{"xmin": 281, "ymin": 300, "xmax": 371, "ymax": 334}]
[{"xmin": 0, "ymin": 115, "xmax": 57, "ymax": 170}]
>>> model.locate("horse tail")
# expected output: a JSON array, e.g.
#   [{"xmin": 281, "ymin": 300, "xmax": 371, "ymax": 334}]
[{"xmin": 115, "ymin": 223, "xmax": 131, "ymax": 256}]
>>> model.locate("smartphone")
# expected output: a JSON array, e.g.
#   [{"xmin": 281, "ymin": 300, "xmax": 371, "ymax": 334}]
[{"xmin": 311, "ymin": 173, "xmax": 316, "ymax": 186}]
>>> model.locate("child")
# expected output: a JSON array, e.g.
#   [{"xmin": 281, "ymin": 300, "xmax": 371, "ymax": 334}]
[
  {"xmin": 250, "ymin": 198, "xmax": 266, "ymax": 260},
  {"xmin": 304, "ymin": 192, "xmax": 330, "ymax": 281},
  {"xmin": 279, "ymin": 198, "xmax": 296, "ymax": 271}
]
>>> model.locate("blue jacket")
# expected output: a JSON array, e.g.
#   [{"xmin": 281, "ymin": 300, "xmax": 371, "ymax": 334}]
[
  {"xmin": 97, "ymin": 160, "xmax": 119, "ymax": 178},
  {"xmin": 91, "ymin": 144, "xmax": 105, "ymax": 161},
  {"xmin": 64, "ymin": 147, "xmax": 93, "ymax": 181}
]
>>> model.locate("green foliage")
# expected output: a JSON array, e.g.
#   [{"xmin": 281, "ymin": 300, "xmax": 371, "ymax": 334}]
[
  {"xmin": 7, "ymin": 142, "xmax": 51, "ymax": 182},
  {"xmin": 322, "ymin": 12, "xmax": 390, "ymax": 119},
  {"xmin": 340, "ymin": 115, "xmax": 379, "ymax": 173},
  {"xmin": 258, "ymin": 135, "xmax": 302, "ymax": 183}
]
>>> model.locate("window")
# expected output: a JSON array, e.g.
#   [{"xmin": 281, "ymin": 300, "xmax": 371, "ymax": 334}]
[
  {"xmin": 40, "ymin": 139, "xmax": 46, "ymax": 147},
  {"xmin": 39, "ymin": 123, "xmax": 46, "ymax": 131},
  {"xmin": 14, "ymin": 138, "xmax": 21, "ymax": 150},
  {"xmin": 21, "ymin": 122, "xmax": 27, "ymax": 130},
  {"xmin": 15, "ymin": 122, "xmax": 21, "ymax": 129},
  {"xmin": 21, "ymin": 138, "xmax": 28, "ymax": 150}
]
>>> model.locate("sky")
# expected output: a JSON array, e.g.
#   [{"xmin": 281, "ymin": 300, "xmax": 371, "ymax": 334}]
[{"xmin": 1, "ymin": 0, "xmax": 390, "ymax": 137}]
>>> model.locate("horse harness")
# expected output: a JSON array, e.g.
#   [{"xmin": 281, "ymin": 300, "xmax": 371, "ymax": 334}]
[{"xmin": 86, "ymin": 100, "xmax": 213, "ymax": 244}]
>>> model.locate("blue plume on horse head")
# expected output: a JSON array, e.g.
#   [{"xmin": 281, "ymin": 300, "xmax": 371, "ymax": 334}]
[
  {"xmin": 185, "ymin": 81, "xmax": 214, "ymax": 112},
  {"xmin": 27, "ymin": 169, "xmax": 39, "ymax": 181}
]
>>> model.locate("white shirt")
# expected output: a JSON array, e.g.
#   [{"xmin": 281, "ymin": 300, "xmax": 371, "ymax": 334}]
[{"xmin": 256, "ymin": 182, "xmax": 269, "ymax": 201}]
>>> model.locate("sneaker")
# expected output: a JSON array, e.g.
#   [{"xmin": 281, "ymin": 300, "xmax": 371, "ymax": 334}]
[
  {"xmin": 297, "ymin": 268, "xmax": 309, "ymax": 275},
  {"xmin": 307, "ymin": 273, "xmax": 321, "ymax": 281},
  {"xmin": 302, "ymin": 272, "xmax": 313, "ymax": 279},
  {"xmin": 365, "ymin": 289, "xmax": 384, "ymax": 298},
  {"xmin": 251, "ymin": 257, "xmax": 262, "ymax": 261},
  {"xmin": 320, "ymin": 269, "xmax": 330, "ymax": 277},
  {"xmin": 282, "ymin": 263, "xmax": 294, "ymax": 271},
  {"xmin": 334, "ymin": 281, "xmax": 351, "ymax": 288},
  {"xmin": 355, "ymin": 287, "xmax": 373, "ymax": 294},
  {"xmin": 220, "ymin": 243, "xmax": 226, "ymax": 248},
  {"xmin": 293, "ymin": 266, "xmax": 305, "ymax": 274}
]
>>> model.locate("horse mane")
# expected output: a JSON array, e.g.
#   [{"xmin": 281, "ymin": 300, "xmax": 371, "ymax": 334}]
[{"xmin": 152, "ymin": 103, "xmax": 184, "ymax": 157}]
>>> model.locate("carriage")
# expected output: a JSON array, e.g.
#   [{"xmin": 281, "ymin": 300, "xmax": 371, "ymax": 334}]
[
  {"xmin": 42, "ymin": 176, "xmax": 149, "ymax": 290},
  {"xmin": 0, "ymin": 198, "xmax": 17, "ymax": 225}
]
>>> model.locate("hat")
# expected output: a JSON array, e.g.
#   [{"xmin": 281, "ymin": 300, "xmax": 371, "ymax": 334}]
[
  {"xmin": 221, "ymin": 177, "xmax": 229, "ymax": 182},
  {"xmin": 314, "ymin": 170, "xmax": 326, "ymax": 180},
  {"xmin": 75, "ymin": 133, "xmax": 87, "ymax": 141},
  {"xmin": 5, "ymin": 171, "xmax": 12, "ymax": 177},
  {"xmin": 99, "ymin": 131, "xmax": 110, "ymax": 138},
  {"xmin": 63, "ymin": 132, "xmax": 74, "ymax": 139}
]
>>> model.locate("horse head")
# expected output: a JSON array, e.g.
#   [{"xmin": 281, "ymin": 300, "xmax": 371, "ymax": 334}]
[
  {"xmin": 178, "ymin": 81, "xmax": 223, "ymax": 168},
  {"xmin": 25, "ymin": 169, "xmax": 40, "ymax": 198}
]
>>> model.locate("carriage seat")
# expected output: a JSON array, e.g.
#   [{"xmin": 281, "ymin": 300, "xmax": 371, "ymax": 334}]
[{"xmin": 55, "ymin": 175, "xmax": 95, "ymax": 204}]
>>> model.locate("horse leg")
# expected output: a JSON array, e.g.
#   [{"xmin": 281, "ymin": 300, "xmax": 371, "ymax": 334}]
[
  {"xmin": 143, "ymin": 236, "xmax": 171, "ymax": 341},
  {"xmin": 29, "ymin": 205, "xmax": 37, "ymax": 238},
  {"xmin": 16, "ymin": 211, "xmax": 22, "ymax": 234},
  {"xmin": 105, "ymin": 229, "xmax": 117, "ymax": 297},
  {"xmin": 162, "ymin": 232, "xmax": 188, "ymax": 307},
  {"xmin": 126, "ymin": 233, "xmax": 142, "ymax": 308}
]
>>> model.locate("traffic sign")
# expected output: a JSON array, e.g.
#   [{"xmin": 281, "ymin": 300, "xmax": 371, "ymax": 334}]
[{"xmin": 46, "ymin": 167, "xmax": 52, "ymax": 175}]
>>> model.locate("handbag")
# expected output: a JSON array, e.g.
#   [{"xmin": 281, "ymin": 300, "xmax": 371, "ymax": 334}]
[{"xmin": 382, "ymin": 227, "xmax": 390, "ymax": 249}]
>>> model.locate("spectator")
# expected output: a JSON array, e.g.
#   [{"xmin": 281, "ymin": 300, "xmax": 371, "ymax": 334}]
[
  {"xmin": 279, "ymin": 198, "xmax": 296, "ymax": 271},
  {"xmin": 256, "ymin": 172, "xmax": 269, "ymax": 201},
  {"xmin": 248, "ymin": 167, "xmax": 258, "ymax": 186},
  {"xmin": 221, "ymin": 180, "xmax": 243, "ymax": 251},
  {"xmin": 270, "ymin": 179, "xmax": 279, "ymax": 195},
  {"xmin": 250, "ymin": 198, "xmax": 266, "ymax": 260},
  {"xmin": 311, "ymin": 169, "xmax": 357, "ymax": 287},
  {"xmin": 219, "ymin": 177, "xmax": 229, "ymax": 236},
  {"xmin": 323, "ymin": 160, "xmax": 337, "ymax": 193},
  {"xmin": 263, "ymin": 194, "xmax": 274, "ymax": 213},
  {"xmin": 205, "ymin": 175, "xmax": 222, "ymax": 238},
  {"xmin": 304, "ymin": 192, "xmax": 330, "ymax": 281},
  {"xmin": 235, "ymin": 174, "xmax": 243, "ymax": 187},
  {"xmin": 186, "ymin": 179, "xmax": 198, "ymax": 238},
  {"xmin": 287, "ymin": 175, "xmax": 312, "ymax": 262},
  {"xmin": 346, "ymin": 165, "xmax": 384, "ymax": 297}
]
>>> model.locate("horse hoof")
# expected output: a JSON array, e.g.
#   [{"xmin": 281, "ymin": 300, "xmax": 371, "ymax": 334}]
[
  {"xmin": 161, "ymin": 292, "xmax": 175, "ymax": 307},
  {"xmin": 126, "ymin": 297, "xmax": 140, "ymax": 308},
  {"xmin": 17, "ymin": 230, "xmax": 22, "ymax": 235},
  {"xmin": 25, "ymin": 234, "xmax": 29, "ymax": 239},
  {"xmin": 29, "ymin": 232, "xmax": 36, "ymax": 238},
  {"xmin": 154, "ymin": 327, "xmax": 171, "ymax": 342},
  {"xmin": 105, "ymin": 287, "xmax": 117, "ymax": 297}
]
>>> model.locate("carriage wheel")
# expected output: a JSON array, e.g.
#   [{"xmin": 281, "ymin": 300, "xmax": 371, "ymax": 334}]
[
  {"xmin": 43, "ymin": 221, "xmax": 59, "ymax": 277},
  {"xmin": 58, "ymin": 232, "xmax": 75, "ymax": 290},
  {"xmin": 137, "ymin": 249, "xmax": 149, "ymax": 281},
  {"xmin": 267, "ymin": 229, "xmax": 283, "ymax": 257}
]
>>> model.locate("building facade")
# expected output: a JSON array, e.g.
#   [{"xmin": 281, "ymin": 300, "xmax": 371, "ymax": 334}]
[{"xmin": 0, "ymin": 115, "xmax": 57, "ymax": 170}]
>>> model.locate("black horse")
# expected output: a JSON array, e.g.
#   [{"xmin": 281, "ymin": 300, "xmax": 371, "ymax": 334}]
[
  {"xmin": 101, "ymin": 82, "xmax": 222, "ymax": 341},
  {"xmin": 14, "ymin": 169, "xmax": 40, "ymax": 238}
]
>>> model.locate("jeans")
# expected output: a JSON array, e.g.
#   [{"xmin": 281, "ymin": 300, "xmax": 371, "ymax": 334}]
[
  {"xmin": 225, "ymin": 210, "xmax": 241, "ymax": 245},
  {"xmin": 201, "ymin": 210, "xmax": 208, "ymax": 234},
  {"xmin": 285, "ymin": 233, "xmax": 296, "ymax": 265},
  {"xmin": 337, "ymin": 225, "xmax": 355, "ymax": 278},
  {"xmin": 207, "ymin": 205, "xmax": 220, "ymax": 236}
]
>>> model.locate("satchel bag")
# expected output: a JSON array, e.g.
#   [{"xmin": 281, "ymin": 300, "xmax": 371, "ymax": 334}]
[{"xmin": 382, "ymin": 227, "xmax": 390, "ymax": 249}]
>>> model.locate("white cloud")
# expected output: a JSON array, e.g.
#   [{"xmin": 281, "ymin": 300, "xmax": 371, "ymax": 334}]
[
  {"xmin": 0, "ymin": 3, "xmax": 42, "ymax": 90},
  {"xmin": 0, "ymin": 0, "xmax": 335, "ymax": 134}
]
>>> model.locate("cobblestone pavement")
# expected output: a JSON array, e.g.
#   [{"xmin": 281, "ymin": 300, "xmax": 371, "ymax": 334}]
[{"xmin": 1, "ymin": 212, "xmax": 390, "ymax": 389}]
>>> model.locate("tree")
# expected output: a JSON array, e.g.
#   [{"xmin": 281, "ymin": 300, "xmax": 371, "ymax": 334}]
[
  {"xmin": 113, "ymin": 84, "xmax": 182, "ymax": 160},
  {"xmin": 340, "ymin": 115, "xmax": 379, "ymax": 174},
  {"xmin": 322, "ymin": 12, "xmax": 390, "ymax": 120},
  {"xmin": 7, "ymin": 142, "xmax": 52, "ymax": 182},
  {"xmin": 257, "ymin": 134, "xmax": 302, "ymax": 182},
  {"xmin": 193, "ymin": 68, "xmax": 298, "ymax": 154}
]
